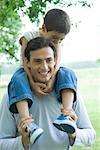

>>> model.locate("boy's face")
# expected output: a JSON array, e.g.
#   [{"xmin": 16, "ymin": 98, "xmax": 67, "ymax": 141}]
[
  {"xmin": 42, "ymin": 29, "xmax": 65, "ymax": 44},
  {"xmin": 27, "ymin": 47, "xmax": 56, "ymax": 83}
]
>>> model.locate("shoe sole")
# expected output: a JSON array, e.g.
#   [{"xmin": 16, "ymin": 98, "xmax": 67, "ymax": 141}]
[
  {"xmin": 61, "ymin": 124, "xmax": 76, "ymax": 134},
  {"xmin": 53, "ymin": 120, "xmax": 76, "ymax": 134},
  {"xmin": 30, "ymin": 128, "xmax": 44, "ymax": 144},
  {"xmin": 53, "ymin": 121, "xmax": 64, "ymax": 131}
]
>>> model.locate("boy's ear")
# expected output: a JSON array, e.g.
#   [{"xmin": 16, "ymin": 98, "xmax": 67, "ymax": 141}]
[{"xmin": 41, "ymin": 24, "xmax": 47, "ymax": 32}]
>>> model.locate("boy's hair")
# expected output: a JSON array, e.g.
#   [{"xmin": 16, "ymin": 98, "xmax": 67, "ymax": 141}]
[
  {"xmin": 25, "ymin": 37, "xmax": 57, "ymax": 61},
  {"xmin": 44, "ymin": 8, "xmax": 71, "ymax": 35}
]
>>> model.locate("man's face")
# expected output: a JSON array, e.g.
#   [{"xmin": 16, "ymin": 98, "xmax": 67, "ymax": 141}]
[{"xmin": 27, "ymin": 47, "xmax": 56, "ymax": 83}]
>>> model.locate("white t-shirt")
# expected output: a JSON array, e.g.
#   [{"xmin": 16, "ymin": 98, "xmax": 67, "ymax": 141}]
[
  {"xmin": 20, "ymin": 30, "xmax": 41, "ymax": 44},
  {"xmin": 0, "ymin": 92, "xmax": 96, "ymax": 150},
  {"xmin": 23, "ymin": 30, "xmax": 41, "ymax": 42},
  {"xmin": 19, "ymin": 30, "xmax": 41, "ymax": 64}
]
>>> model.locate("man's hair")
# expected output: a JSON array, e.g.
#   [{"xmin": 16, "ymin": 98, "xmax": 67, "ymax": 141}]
[
  {"xmin": 44, "ymin": 8, "xmax": 71, "ymax": 35},
  {"xmin": 25, "ymin": 37, "xmax": 57, "ymax": 61}
]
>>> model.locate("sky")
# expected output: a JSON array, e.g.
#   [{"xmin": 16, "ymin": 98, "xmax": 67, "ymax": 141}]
[
  {"xmin": 60, "ymin": 0, "xmax": 100, "ymax": 63},
  {"xmin": 23, "ymin": 0, "xmax": 100, "ymax": 63}
]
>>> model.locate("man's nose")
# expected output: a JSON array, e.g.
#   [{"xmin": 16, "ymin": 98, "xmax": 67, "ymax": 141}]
[{"xmin": 41, "ymin": 61, "xmax": 48, "ymax": 70}]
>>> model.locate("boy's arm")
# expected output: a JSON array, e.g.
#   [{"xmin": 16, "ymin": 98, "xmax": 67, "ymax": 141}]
[
  {"xmin": 20, "ymin": 36, "xmax": 47, "ymax": 96},
  {"xmin": 20, "ymin": 37, "xmax": 28, "ymax": 63},
  {"xmin": 43, "ymin": 44, "xmax": 61, "ymax": 93},
  {"xmin": 20, "ymin": 35, "xmax": 61, "ymax": 95},
  {"xmin": 24, "ymin": 64, "xmax": 48, "ymax": 96}
]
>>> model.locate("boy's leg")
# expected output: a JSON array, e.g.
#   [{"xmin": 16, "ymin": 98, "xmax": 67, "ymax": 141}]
[
  {"xmin": 61, "ymin": 88, "xmax": 74, "ymax": 114},
  {"xmin": 16, "ymin": 100, "xmax": 44, "ymax": 144},
  {"xmin": 8, "ymin": 67, "xmax": 33, "ymax": 113},
  {"xmin": 53, "ymin": 67, "xmax": 77, "ymax": 133},
  {"xmin": 53, "ymin": 89, "xmax": 76, "ymax": 134},
  {"xmin": 8, "ymin": 68, "xmax": 43, "ymax": 144},
  {"xmin": 16, "ymin": 100, "xmax": 30, "ymax": 118}
]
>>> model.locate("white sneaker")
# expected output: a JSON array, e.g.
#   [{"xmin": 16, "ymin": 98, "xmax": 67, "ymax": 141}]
[
  {"xmin": 25, "ymin": 122, "xmax": 44, "ymax": 144},
  {"xmin": 53, "ymin": 115, "xmax": 76, "ymax": 134}
]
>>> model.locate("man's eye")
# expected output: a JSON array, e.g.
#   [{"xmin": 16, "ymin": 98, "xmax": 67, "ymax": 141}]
[
  {"xmin": 47, "ymin": 58, "xmax": 53, "ymax": 63},
  {"xmin": 34, "ymin": 59, "xmax": 42, "ymax": 63}
]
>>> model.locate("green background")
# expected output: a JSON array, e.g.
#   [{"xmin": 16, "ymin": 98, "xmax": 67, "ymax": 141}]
[{"xmin": 0, "ymin": 68, "xmax": 100, "ymax": 150}]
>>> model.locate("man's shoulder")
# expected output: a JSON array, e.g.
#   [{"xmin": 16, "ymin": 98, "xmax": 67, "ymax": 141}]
[{"xmin": 0, "ymin": 93, "xmax": 9, "ymax": 106}]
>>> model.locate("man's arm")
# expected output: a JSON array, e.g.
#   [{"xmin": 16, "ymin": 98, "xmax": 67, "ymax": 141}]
[
  {"xmin": 0, "ymin": 137, "xmax": 24, "ymax": 150},
  {"xmin": 70, "ymin": 95, "xmax": 96, "ymax": 147},
  {"xmin": 0, "ymin": 94, "xmax": 24, "ymax": 150}
]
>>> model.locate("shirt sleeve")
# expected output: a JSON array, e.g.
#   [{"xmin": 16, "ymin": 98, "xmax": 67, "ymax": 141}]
[
  {"xmin": 69, "ymin": 95, "xmax": 96, "ymax": 147},
  {"xmin": 19, "ymin": 30, "xmax": 40, "ymax": 45},
  {"xmin": 0, "ymin": 94, "xmax": 24, "ymax": 150}
]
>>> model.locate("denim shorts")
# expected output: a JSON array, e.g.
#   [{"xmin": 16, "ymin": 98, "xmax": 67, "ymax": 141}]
[
  {"xmin": 55, "ymin": 67, "xmax": 77, "ymax": 102},
  {"xmin": 8, "ymin": 67, "xmax": 33, "ymax": 113},
  {"xmin": 8, "ymin": 67, "xmax": 77, "ymax": 113}
]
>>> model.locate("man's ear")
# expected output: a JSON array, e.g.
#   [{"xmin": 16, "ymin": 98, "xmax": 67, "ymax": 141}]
[{"xmin": 24, "ymin": 57, "xmax": 30, "ymax": 68}]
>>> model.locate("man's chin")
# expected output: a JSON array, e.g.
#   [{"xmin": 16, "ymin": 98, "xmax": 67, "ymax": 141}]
[{"xmin": 39, "ymin": 77, "xmax": 50, "ymax": 83}]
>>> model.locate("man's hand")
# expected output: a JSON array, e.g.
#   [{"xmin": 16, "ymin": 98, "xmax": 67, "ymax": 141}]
[
  {"xmin": 61, "ymin": 108, "xmax": 78, "ymax": 139},
  {"xmin": 18, "ymin": 116, "xmax": 33, "ymax": 145},
  {"xmin": 61, "ymin": 108, "xmax": 78, "ymax": 123}
]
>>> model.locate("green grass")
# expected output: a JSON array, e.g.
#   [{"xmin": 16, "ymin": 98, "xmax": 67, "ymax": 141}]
[
  {"xmin": 0, "ymin": 68, "xmax": 100, "ymax": 149},
  {"xmin": 71, "ymin": 68, "xmax": 100, "ymax": 150}
]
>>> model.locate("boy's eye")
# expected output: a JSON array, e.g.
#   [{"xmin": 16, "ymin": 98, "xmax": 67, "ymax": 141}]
[
  {"xmin": 60, "ymin": 38, "xmax": 64, "ymax": 42},
  {"xmin": 51, "ymin": 38, "xmax": 63, "ymax": 44},
  {"xmin": 52, "ymin": 38, "xmax": 58, "ymax": 43}
]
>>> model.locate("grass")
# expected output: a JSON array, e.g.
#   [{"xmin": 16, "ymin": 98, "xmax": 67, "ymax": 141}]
[
  {"xmin": 71, "ymin": 68, "xmax": 100, "ymax": 150},
  {"xmin": 0, "ymin": 68, "xmax": 100, "ymax": 149}
]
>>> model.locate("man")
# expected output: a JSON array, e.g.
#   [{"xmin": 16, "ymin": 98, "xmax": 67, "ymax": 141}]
[{"xmin": 0, "ymin": 37, "xmax": 96, "ymax": 150}]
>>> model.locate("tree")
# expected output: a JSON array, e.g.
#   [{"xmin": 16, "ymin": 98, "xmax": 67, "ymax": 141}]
[{"xmin": 0, "ymin": 0, "xmax": 92, "ymax": 62}]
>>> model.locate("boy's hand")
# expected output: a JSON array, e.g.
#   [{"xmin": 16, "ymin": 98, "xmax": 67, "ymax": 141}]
[
  {"xmin": 24, "ymin": 63, "xmax": 48, "ymax": 96},
  {"xmin": 42, "ymin": 62, "xmax": 59, "ymax": 94},
  {"xmin": 32, "ymin": 82, "xmax": 48, "ymax": 96},
  {"xmin": 43, "ymin": 75, "xmax": 56, "ymax": 94}
]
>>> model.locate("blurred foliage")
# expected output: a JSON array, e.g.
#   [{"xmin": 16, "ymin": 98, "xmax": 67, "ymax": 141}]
[
  {"xmin": 0, "ymin": 0, "xmax": 24, "ymax": 61},
  {"xmin": 96, "ymin": 59, "xmax": 100, "ymax": 66},
  {"xmin": 0, "ymin": 0, "xmax": 93, "ymax": 61}
]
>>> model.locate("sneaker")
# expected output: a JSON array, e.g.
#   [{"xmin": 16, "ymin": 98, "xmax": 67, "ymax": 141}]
[
  {"xmin": 53, "ymin": 115, "xmax": 76, "ymax": 134},
  {"xmin": 25, "ymin": 122, "xmax": 44, "ymax": 144},
  {"xmin": 53, "ymin": 115, "xmax": 65, "ymax": 131}
]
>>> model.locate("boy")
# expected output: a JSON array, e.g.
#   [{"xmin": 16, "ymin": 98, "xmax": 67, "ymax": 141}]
[{"xmin": 8, "ymin": 9, "xmax": 77, "ymax": 144}]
